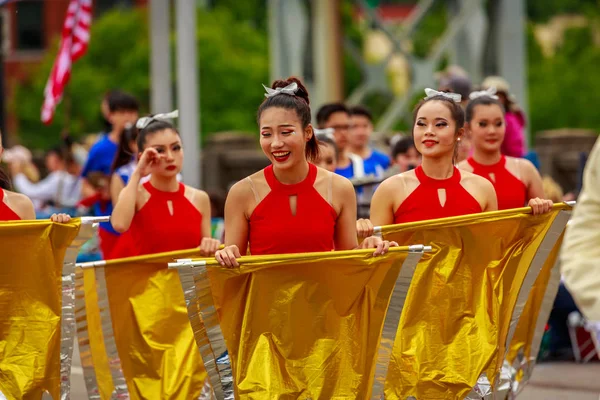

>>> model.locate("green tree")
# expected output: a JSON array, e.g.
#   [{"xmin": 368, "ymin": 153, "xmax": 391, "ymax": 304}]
[
  {"xmin": 528, "ymin": 25, "xmax": 600, "ymax": 135},
  {"xmin": 12, "ymin": 6, "xmax": 269, "ymax": 149}
]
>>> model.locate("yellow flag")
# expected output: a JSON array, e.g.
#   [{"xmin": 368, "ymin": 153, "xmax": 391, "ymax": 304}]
[
  {"xmin": 77, "ymin": 249, "xmax": 209, "ymax": 400},
  {"xmin": 504, "ymin": 231, "xmax": 564, "ymax": 393},
  {"xmin": 75, "ymin": 267, "xmax": 115, "ymax": 400},
  {"xmin": 185, "ymin": 247, "xmax": 422, "ymax": 399},
  {"xmin": 0, "ymin": 219, "xmax": 80, "ymax": 399},
  {"xmin": 380, "ymin": 206, "xmax": 570, "ymax": 399}
]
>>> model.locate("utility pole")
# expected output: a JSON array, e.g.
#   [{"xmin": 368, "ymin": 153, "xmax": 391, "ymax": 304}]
[
  {"xmin": 175, "ymin": 0, "xmax": 201, "ymax": 188},
  {"xmin": 149, "ymin": 0, "xmax": 173, "ymax": 115}
]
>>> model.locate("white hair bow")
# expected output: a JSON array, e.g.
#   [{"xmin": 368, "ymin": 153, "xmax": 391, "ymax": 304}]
[
  {"xmin": 136, "ymin": 110, "xmax": 179, "ymax": 130},
  {"xmin": 263, "ymin": 82, "xmax": 298, "ymax": 98},
  {"xmin": 469, "ymin": 86, "xmax": 499, "ymax": 100},
  {"xmin": 424, "ymin": 88, "xmax": 462, "ymax": 103}
]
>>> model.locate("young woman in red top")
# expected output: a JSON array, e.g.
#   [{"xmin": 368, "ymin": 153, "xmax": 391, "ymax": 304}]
[
  {"xmin": 111, "ymin": 114, "xmax": 220, "ymax": 256},
  {"xmin": 215, "ymin": 77, "xmax": 395, "ymax": 267},
  {"xmin": 457, "ymin": 89, "xmax": 552, "ymax": 214},
  {"xmin": 363, "ymin": 89, "xmax": 498, "ymax": 230}
]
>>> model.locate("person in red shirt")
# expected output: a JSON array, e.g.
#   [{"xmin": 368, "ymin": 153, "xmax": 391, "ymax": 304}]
[
  {"xmin": 457, "ymin": 88, "xmax": 552, "ymax": 213},
  {"xmin": 361, "ymin": 89, "xmax": 498, "ymax": 231},
  {"xmin": 110, "ymin": 112, "xmax": 220, "ymax": 257},
  {"xmin": 215, "ymin": 77, "xmax": 395, "ymax": 267}
]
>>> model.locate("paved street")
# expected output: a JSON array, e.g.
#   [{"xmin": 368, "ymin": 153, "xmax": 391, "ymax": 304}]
[
  {"xmin": 521, "ymin": 362, "xmax": 600, "ymax": 399},
  {"xmin": 71, "ymin": 342, "xmax": 88, "ymax": 399},
  {"xmin": 69, "ymin": 344, "xmax": 600, "ymax": 399}
]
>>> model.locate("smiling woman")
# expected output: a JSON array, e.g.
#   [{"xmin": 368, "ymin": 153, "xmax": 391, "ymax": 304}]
[
  {"xmin": 457, "ymin": 91, "xmax": 553, "ymax": 215},
  {"xmin": 215, "ymin": 77, "xmax": 397, "ymax": 267},
  {"xmin": 359, "ymin": 89, "xmax": 498, "ymax": 230},
  {"xmin": 109, "ymin": 114, "xmax": 220, "ymax": 258}
]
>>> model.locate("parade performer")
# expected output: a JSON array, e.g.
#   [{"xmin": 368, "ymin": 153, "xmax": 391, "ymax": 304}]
[
  {"xmin": 364, "ymin": 89, "xmax": 498, "ymax": 228},
  {"xmin": 111, "ymin": 111, "xmax": 220, "ymax": 256},
  {"xmin": 215, "ymin": 77, "xmax": 396, "ymax": 267},
  {"xmin": 458, "ymin": 88, "xmax": 552, "ymax": 214}
]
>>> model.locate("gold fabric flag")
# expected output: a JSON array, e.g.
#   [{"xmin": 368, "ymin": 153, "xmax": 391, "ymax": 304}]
[
  {"xmin": 195, "ymin": 247, "xmax": 420, "ymax": 399},
  {"xmin": 0, "ymin": 219, "xmax": 80, "ymax": 400},
  {"xmin": 504, "ymin": 231, "xmax": 564, "ymax": 394},
  {"xmin": 94, "ymin": 250, "xmax": 209, "ymax": 400},
  {"xmin": 380, "ymin": 206, "xmax": 571, "ymax": 399},
  {"xmin": 74, "ymin": 267, "xmax": 115, "ymax": 400}
]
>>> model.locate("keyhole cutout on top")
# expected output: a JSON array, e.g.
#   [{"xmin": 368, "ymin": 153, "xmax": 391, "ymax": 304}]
[
  {"xmin": 288, "ymin": 195, "xmax": 298, "ymax": 216},
  {"xmin": 488, "ymin": 172, "xmax": 496, "ymax": 183},
  {"xmin": 437, "ymin": 188, "xmax": 447, "ymax": 208},
  {"xmin": 167, "ymin": 200, "xmax": 174, "ymax": 216}
]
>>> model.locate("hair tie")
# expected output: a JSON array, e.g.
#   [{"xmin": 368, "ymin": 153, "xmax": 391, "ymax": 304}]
[
  {"xmin": 136, "ymin": 110, "xmax": 179, "ymax": 130},
  {"xmin": 424, "ymin": 88, "xmax": 462, "ymax": 103},
  {"xmin": 469, "ymin": 86, "xmax": 499, "ymax": 100},
  {"xmin": 263, "ymin": 82, "xmax": 298, "ymax": 98}
]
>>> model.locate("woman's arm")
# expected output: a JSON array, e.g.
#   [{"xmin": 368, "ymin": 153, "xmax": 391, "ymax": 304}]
[
  {"xmin": 7, "ymin": 192, "xmax": 36, "ymax": 220},
  {"xmin": 195, "ymin": 189, "xmax": 221, "ymax": 256},
  {"xmin": 522, "ymin": 159, "xmax": 545, "ymax": 200},
  {"xmin": 333, "ymin": 176, "xmax": 359, "ymax": 250},
  {"xmin": 215, "ymin": 181, "xmax": 251, "ymax": 267},
  {"xmin": 112, "ymin": 148, "xmax": 160, "ymax": 233},
  {"xmin": 521, "ymin": 159, "xmax": 553, "ymax": 214},
  {"xmin": 110, "ymin": 171, "xmax": 142, "ymax": 233},
  {"xmin": 369, "ymin": 178, "xmax": 397, "ymax": 227},
  {"xmin": 480, "ymin": 178, "xmax": 498, "ymax": 212}
]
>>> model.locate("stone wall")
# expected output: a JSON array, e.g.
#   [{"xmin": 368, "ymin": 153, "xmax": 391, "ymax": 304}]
[
  {"xmin": 534, "ymin": 129, "xmax": 597, "ymax": 194},
  {"xmin": 201, "ymin": 132, "xmax": 269, "ymax": 193}
]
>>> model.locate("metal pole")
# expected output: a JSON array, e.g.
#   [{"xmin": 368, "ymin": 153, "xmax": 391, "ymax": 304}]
[
  {"xmin": 149, "ymin": 0, "xmax": 173, "ymax": 115},
  {"xmin": 176, "ymin": 0, "xmax": 201, "ymax": 188},
  {"xmin": 496, "ymin": 0, "xmax": 529, "ymax": 147},
  {"xmin": 312, "ymin": 0, "xmax": 343, "ymax": 106}
]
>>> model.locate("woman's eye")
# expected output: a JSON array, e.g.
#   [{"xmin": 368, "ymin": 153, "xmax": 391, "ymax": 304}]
[
  {"xmin": 173, "ymin": 145, "xmax": 182, "ymax": 151},
  {"xmin": 416, "ymin": 121, "xmax": 425, "ymax": 127},
  {"xmin": 261, "ymin": 132, "xmax": 271, "ymax": 137},
  {"xmin": 156, "ymin": 148, "xmax": 165, "ymax": 154},
  {"xmin": 436, "ymin": 122, "xmax": 447, "ymax": 127},
  {"xmin": 282, "ymin": 131, "xmax": 294, "ymax": 135},
  {"xmin": 479, "ymin": 122, "xmax": 487, "ymax": 127}
]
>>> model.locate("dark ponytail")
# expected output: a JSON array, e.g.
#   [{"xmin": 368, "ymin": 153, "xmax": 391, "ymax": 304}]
[
  {"xmin": 257, "ymin": 76, "xmax": 319, "ymax": 162},
  {"xmin": 0, "ymin": 166, "xmax": 11, "ymax": 190},
  {"xmin": 111, "ymin": 125, "xmax": 138, "ymax": 174}
]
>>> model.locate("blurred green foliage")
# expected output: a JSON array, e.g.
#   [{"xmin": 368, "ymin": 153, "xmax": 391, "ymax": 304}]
[
  {"xmin": 12, "ymin": 6, "xmax": 268, "ymax": 149},
  {"xmin": 12, "ymin": 0, "xmax": 600, "ymax": 149}
]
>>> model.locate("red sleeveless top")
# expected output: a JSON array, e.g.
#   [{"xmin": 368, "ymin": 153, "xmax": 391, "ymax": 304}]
[
  {"xmin": 249, "ymin": 163, "xmax": 337, "ymax": 255},
  {"xmin": 114, "ymin": 181, "xmax": 203, "ymax": 257},
  {"xmin": 394, "ymin": 165, "xmax": 482, "ymax": 224},
  {"xmin": 467, "ymin": 156, "xmax": 527, "ymax": 210},
  {"xmin": 0, "ymin": 189, "xmax": 21, "ymax": 221}
]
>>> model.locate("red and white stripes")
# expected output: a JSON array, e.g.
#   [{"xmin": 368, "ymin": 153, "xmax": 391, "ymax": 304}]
[{"xmin": 41, "ymin": 0, "xmax": 93, "ymax": 125}]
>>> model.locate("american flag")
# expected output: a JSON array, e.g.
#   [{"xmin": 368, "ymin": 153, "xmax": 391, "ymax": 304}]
[{"xmin": 41, "ymin": 0, "xmax": 93, "ymax": 125}]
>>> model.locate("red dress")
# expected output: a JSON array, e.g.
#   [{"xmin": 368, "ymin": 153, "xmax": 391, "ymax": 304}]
[
  {"xmin": 249, "ymin": 163, "xmax": 337, "ymax": 255},
  {"xmin": 0, "ymin": 189, "xmax": 21, "ymax": 221},
  {"xmin": 467, "ymin": 155, "xmax": 527, "ymax": 210},
  {"xmin": 112, "ymin": 181, "xmax": 202, "ymax": 257},
  {"xmin": 394, "ymin": 165, "xmax": 482, "ymax": 224}
]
